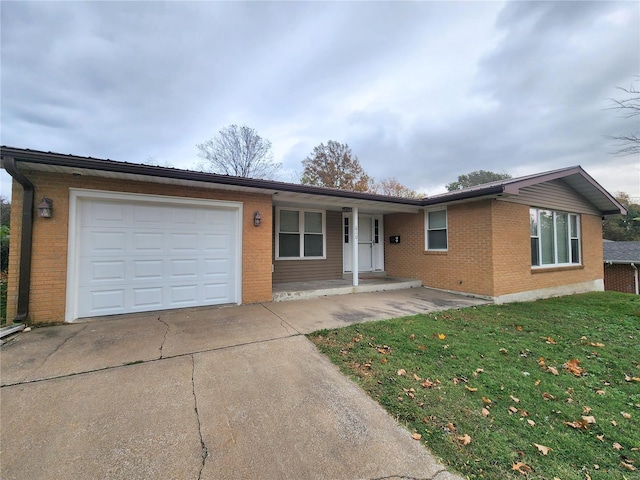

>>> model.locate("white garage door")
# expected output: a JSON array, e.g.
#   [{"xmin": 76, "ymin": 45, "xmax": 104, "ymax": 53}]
[{"xmin": 69, "ymin": 191, "xmax": 241, "ymax": 320}]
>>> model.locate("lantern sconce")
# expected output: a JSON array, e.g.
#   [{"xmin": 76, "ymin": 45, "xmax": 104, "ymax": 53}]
[
  {"xmin": 253, "ymin": 210, "xmax": 262, "ymax": 227},
  {"xmin": 38, "ymin": 198, "xmax": 54, "ymax": 218}
]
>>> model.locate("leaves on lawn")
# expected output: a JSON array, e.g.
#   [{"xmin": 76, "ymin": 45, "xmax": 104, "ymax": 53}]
[
  {"xmin": 510, "ymin": 395, "xmax": 520, "ymax": 403},
  {"xmin": 621, "ymin": 411, "xmax": 631, "ymax": 419},
  {"xmin": 621, "ymin": 461, "xmax": 637, "ymax": 471},
  {"xmin": 464, "ymin": 385, "xmax": 478, "ymax": 392},
  {"xmin": 534, "ymin": 443, "xmax": 552, "ymax": 455},
  {"xmin": 563, "ymin": 358, "xmax": 586, "ymax": 376},
  {"xmin": 457, "ymin": 434, "xmax": 472, "ymax": 445},
  {"xmin": 377, "ymin": 345, "xmax": 391, "ymax": 355},
  {"xmin": 411, "ymin": 432, "xmax": 422, "ymax": 440},
  {"xmin": 397, "ymin": 368, "xmax": 406, "ymax": 376},
  {"xmin": 482, "ymin": 407, "xmax": 491, "ymax": 417},
  {"xmin": 512, "ymin": 462, "xmax": 533, "ymax": 474},
  {"xmin": 613, "ymin": 442, "xmax": 623, "ymax": 450},
  {"xmin": 563, "ymin": 418, "xmax": 590, "ymax": 430}
]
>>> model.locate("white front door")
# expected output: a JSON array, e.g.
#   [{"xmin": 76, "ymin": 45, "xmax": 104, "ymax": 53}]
[
  {"xmin": 343, "ymin": 214, "xmax": 383, "ymax": 273},
  {"xmin": 358, "ymin": 215, "xmax": 374, "ymax": 271}
]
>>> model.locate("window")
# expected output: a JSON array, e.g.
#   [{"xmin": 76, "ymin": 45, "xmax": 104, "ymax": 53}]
[
  {"xmin": 425, "ymin": 209, "xmax": 447, "ymax": 250},
  {"xmin": 530, "ymin": 208, "xmax": 580, "ymax": 267},
  {"xmin": 276, "ymin": 208, "xmax": 325, "ymax": 259}
]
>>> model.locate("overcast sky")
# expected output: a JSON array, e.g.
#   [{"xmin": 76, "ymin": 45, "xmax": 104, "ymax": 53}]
[{"xmin": 1, "ymin": 1, "xmax": 638, "ymax": 201}]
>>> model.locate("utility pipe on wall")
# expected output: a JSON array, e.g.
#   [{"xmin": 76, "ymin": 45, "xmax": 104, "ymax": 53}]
[{"xmin": 2, "ymin": 157, "xmax": 34, "ymax": 323}]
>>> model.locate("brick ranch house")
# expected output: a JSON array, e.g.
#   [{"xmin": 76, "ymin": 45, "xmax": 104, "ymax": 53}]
[
  {"xmin": 603, "ymin": 241, "xmax": 640, "ymax": 295},
  {"xmin": 1, "ymin": 146, "xmax": 626, "ymax": 324}
]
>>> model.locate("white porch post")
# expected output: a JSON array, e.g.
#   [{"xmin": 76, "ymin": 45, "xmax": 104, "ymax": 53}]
[{"xmin": 352, "ymin": 207, "xmax": 359, "ymax": 286}]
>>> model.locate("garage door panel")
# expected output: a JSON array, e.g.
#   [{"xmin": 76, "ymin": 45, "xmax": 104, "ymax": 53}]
[
  {"xmin": 169, "ymin": 259, "xmax": 199, "ymax": 279},
  {"xmin": 133, "ymin": 260, "xmax": 164, "ymax": 280},
  {"xmin": 204, "ymin": 283, "xmax": 234, "ymax": 302},
  {"xmin": 91, "ymin": 260, "xmax": 126, "ymax": 282},
  {"xmin": 73, "ymin": 196, "xmax": 240, "ymax": 319},
  {"xmin": 132, "ymin": 287, "xmax": 163, "ymax": 308},
  {"xmin": 133, "ymin": 232, "xmax": 164, "ymax": 252}
]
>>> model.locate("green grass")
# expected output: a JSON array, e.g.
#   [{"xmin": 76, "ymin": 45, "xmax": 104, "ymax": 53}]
[{"xmin": 309, "ymin": 292, "xmax": 640, "ymax": 479}]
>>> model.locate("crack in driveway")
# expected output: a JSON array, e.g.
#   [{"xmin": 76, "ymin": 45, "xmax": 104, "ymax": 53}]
[
  {"xmin": 33, "ymin": 324, "xmax": 89, "ymax": 373},
  {"xmin": 157, "ymin": 316, "xmax": 170, "ymax": 359},
  {"xmin": 259, "ymin": 303, "xmax": 300, "ymax": 335},
  {"xmin": 191, "ymin": 354, "xmax": 209, "ymax": 480},
  {"xmin": 370, "ymin": 470, "xmax": 449, "ymax": 480}
]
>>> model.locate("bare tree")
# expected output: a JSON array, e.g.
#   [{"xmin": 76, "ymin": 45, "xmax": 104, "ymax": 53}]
[
  {"xmin": 301, "ymin": 141, "xmax": 374, "ymax": 192},
  {"xmin": 197, "ymin": 125, "xmax": 281, "ymax": 179},
  {"xmin": 607, "ymin": 80, "xmax": 640, "ymax": 156},
  {"xmin": 374, "ymin": 177, "xmax": 424, "ymax": 198}
]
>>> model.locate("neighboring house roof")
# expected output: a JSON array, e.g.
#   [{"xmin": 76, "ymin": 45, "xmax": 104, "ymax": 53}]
[
  {"xmin": 603, "ymin": 241, "xmax": 640, "ymax": 264},
  {"xmin": 0, "ymin": 146, "xmax": 626, "ymax": 215}
]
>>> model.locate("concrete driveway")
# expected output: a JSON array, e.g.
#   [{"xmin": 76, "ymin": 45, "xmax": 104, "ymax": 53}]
[{"xmin": 1, "ymin": 288, "xmax": 488, "ymax": 480}]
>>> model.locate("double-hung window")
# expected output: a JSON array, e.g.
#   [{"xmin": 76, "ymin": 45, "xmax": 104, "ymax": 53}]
[
  {"xmin": 425, "ymin": 209, "xmax": 448, "ymax": 251},
  {"xmin": 530, "ymin": 208, "xmax": 580, "ymax": 267},
  {"xmin": 276, "ymin": 208, "xmax": 325, "ymax": 259}
]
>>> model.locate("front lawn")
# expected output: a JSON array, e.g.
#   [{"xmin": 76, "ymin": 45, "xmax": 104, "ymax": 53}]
[{"xmin": 309, "ymin": 292, "xmax": 640, "ymax": 479}]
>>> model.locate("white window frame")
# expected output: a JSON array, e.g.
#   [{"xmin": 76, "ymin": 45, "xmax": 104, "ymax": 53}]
[
  {"xmin": 424, "ymin": 208, "xmax": 448, "ymax": 251},
  {"xmin": 275, "ymin": 207, "xmax": 326, "ymax": 260},
  {"xmin": 530, "ymin": 208, "xmax": 581, "ymax": 268}
]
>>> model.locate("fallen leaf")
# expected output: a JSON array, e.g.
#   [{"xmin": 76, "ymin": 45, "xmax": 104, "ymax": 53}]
[
  {"xmin": 413, "ymin": 373, "xmax": 421, "ymax": 381},
  {"xmin": 482, "ymin": 396, "xmax": 492, "ymax": 404},
  {"xmin": 421, "ymin": 379, "xmax": 436, "ymax": 388},
  {"xmin": 534, "ymin": 379, "xmax": 541, "ymax": 386},
  {"xmin": 438, "ymin": 333, "xmax": 446, "ymax": 340},
  {"xmin": 543, "ymin": 337, "xmax": 556, "ymax": 345},
  {"xmin": 596, "ymin": 389, "xmax": 605, "ymax": 395},
  {"xmin": 465, "ymin": 385, "xmax": 478, "ymax": 392},
  {"xmin": 538, "ymin": 357, "xmax": 546, "ymax": 367},
  {"xmin": 509, "ymin": 406, "xmax": 519, "ymax": 414},
  {"xmin": 527, "ymin": 419, "xmax": 535, "ymax": 426},
  {"xmin": 583, "ymin": 406, "xmax": 592, "ymax": 414},
  {"xmin": 446, "ymin": 422, "xmax": 456, "ymax": 432},
  {"xmin": 417, "ymin": 345, "xmax": 427, "ymax": 351},
  {"xmin": 473, "ymin": 368, "xmax": 484, "ymax": 377},
  {"xmin": 458, "ymin": 434, "xmax": 472, "ymax": 445},
  {"xmin": 548, "ymin": 366, "xmax": 559, "ymax": 376},
  {"xmin": 510, "ymin": 395, "xmax": 520, "ymax": 403},
  {"xmin": 582, "ymin": 415, "xmax": 596, "ymax": 424},
  {"xmin": 625, "ymin": 374, "xmax": 632, "ymax": 382},
  {"xmin": 633, "ymin": 377, "xmax": 640, "ymax": 382},
  {"xmin": 377, "ymin": 345, "xmax": 391, "ymax": 354},
  {"xmin": 596, "ymin": 435, "xmax": 604, "ymax": 442},
  {"xmin": 589, "ymin": 342, "xmax": 604, "ymax": 347},
  {"xmin": 499, "ymin": 348, "xmax": 508, "ymax": 354},
  {"xmin": 512, "ymin": 462, "xmax": 533, "ymax": 474},
  {"xmin": 380, "ymin": 358, "xmax": 387, "ymax": 364},
  {"xmin": 564, "ymin": 358, "xmax": 586, "ymax": 376},
  {"xmin": 613, "ymin": 442, "xmax": 623, "ymax": 451},
  {"xmin": 542, "ymin": 392, "xmax": 555, "ymax": 400},
  {"xmin": 611, "ymin": 420, "xmax": 618, "ymax": 427},
  {"xmin": 621, "ymin": 412, "xmax": 631, "ymax": 419},
  {"xmin": 621, "ymin": 461, "xmax": 637, "ymax": 471},
  {"xmin": 409, "ymin": 334, "xmax": 415, "ymax": 340},
  {"xmin": 534, "ymin": 443, "xmax": 552, "ymax": 455},
  {"xmin": 411, "ymin": 433, "xmax": 422, "ymax": 440},
  {"xmin": 564, "ymin": 419, "xmax": 590, "ymax": 430},
  {"xmin": 482, "ymin": 408, "xmax": 490, "ymax": 417},
  {"xmin": 397, "ymin": 369, "xmax": 407, "ymax": 376}
]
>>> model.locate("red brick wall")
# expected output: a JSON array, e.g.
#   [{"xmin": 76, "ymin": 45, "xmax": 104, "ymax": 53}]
[
  {"xmin": 385, "ymin": 199, "xmax": 605, "ymax": 299},
  {"xmin": 385, "ymin": 200, "xmax": 495, "ymax": 296},
  {"xmin": 7, "ymin": 171, "xmax": 273, "ymax": 324},
  {"xmin": 604, "ymin": 264, "xmax": 637, "ymax": 294}
]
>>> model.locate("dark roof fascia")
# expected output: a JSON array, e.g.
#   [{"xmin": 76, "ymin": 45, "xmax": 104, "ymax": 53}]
[
  {"xmin": 605, "ymin": 260, "xmax": 639, "ymax": 265},
  {"xmin": 420, "ymin": 185, "xmax": 505, "ymax": 206},
  {"xmin": 0, "ymin": 146, "xmax": 423, "ymax": 207}
]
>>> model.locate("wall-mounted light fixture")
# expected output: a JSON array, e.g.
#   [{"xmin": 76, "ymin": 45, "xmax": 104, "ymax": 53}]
[
  {"xmin": 253, "ymin": 210, "xmax": 262, "ymax": 227},
  {"xmin": 37, "ymin": 198, "xmax": 53, "ymax": 218}
]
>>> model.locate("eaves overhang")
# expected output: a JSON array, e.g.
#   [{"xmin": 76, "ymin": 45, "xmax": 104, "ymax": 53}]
[{"xmin": 0, "ymin": 146, "xmax": 423, "ymax": 212}]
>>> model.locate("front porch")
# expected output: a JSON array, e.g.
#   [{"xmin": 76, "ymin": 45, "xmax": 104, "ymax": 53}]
[{"xmin": 272, "ymin": 273, "xmax": 422, "ymax": 302}]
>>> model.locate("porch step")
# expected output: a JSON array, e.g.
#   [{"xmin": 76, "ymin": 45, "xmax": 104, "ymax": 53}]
[{"xmin": 273, "ymin": 278, "xmax": 423, "ymax": 302}]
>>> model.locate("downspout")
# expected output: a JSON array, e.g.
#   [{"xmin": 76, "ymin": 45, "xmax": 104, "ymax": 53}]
[
  {"xmin": 632, "ymin": 263, "xmax": 639, "ymax": 296},
  {"xmin": 2, "ymin": 157, "xmax": 34, "ymax": 323}
]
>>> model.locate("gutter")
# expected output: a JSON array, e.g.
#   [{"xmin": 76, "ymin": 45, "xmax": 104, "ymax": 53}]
[
  {"xmin": 2, "ymin": 157, "xmax": 33, "ymax": 323},
  {"xmin": 632, "ymin": 263, "xmax": 639, "ymax": 296}
]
